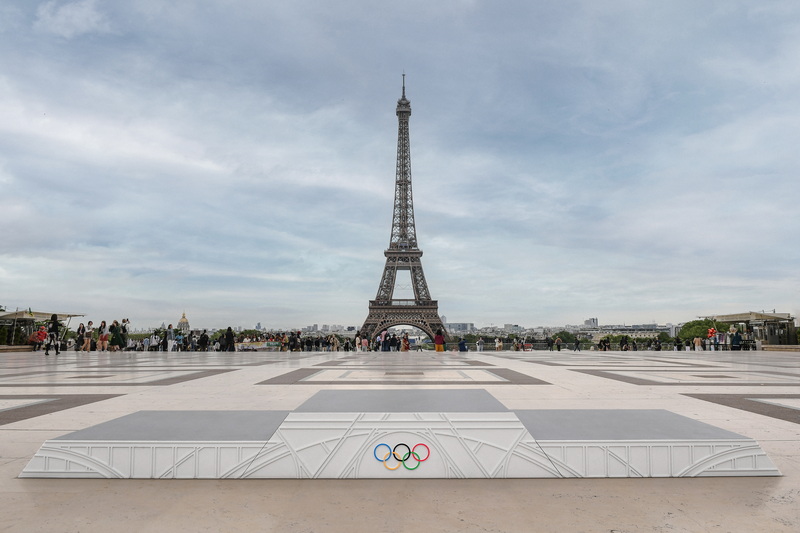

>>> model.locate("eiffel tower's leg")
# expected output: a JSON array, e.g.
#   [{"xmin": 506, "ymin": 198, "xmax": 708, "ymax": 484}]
[
  {"xmin": 409, "ymin": 263, "xmax": 431, "ymax": 301},
  {"xmin": 375, "ymin": 257, "xmax": 397, "ymax": 302}
]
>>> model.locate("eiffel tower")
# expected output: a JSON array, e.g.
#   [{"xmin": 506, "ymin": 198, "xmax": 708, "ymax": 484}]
[{"xmin": 360, "ymin": 77, "xmax": 447, "ymax": 343}]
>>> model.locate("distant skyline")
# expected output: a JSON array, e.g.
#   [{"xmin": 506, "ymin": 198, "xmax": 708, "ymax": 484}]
[
  {"xmin": 114, "ymin": 314, "xmax": 688, "ymax": 335},
  {"xmin": 2, "ymin": 2, "xmax": 799, "ymax": 330}
]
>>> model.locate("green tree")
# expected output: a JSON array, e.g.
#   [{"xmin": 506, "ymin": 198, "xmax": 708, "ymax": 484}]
[
  {"xmin": 678, "ymin": 319, "xmax": 729, "ymax": 342},
  {"xmin": 552, "ymin": 331, "xmax": 577, "ymax": 344}
]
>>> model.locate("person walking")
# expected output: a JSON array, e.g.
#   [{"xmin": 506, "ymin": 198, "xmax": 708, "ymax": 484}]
[{"xmin": 44, "ymin": 314, "xmax": 60, "ymax": 356}]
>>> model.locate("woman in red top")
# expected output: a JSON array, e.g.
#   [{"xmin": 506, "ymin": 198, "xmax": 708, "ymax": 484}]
[{"xmin": 434, "ymin": 329, "xmax": 445, "ymax": 352}]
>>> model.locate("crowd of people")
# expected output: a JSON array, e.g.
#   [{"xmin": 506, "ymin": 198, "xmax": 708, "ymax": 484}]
[{"xmin": 28, "ymin": 315, "xmax": 749, "ymax": 355}]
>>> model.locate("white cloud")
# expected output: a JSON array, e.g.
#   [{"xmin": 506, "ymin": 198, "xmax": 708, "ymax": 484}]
[
  {"xmin": 34, "ymin": 0, "xmax": 112, "ymax": 38},
  {"xmin": 1, "ymin": 1, "xmax": 798, "ymax": 330}
]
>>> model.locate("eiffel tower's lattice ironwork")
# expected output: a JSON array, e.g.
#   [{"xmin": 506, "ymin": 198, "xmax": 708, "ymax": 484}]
[{"xmin": 361, "ymin": 78, "xmax": 447, "ymax": 343}]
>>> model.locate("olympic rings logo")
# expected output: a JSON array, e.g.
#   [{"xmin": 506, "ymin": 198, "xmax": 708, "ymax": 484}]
[{"xmin": 373, "ymin": 443, "xmax": 431, "ymax": 471}]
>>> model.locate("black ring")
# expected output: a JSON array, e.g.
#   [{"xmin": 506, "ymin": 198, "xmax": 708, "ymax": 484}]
[{"xmin": 393, "ymin": 443, "xmax": 411, "ymax": 462}]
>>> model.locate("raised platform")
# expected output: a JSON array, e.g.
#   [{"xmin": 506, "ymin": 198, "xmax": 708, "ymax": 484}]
[
  {"xmin": 762, "ymin": 345, "xmax": 800, "ymax": 352},
  {"xmin": 0, "ymin": 345, "xmax": 33, "ymax": 353},
  {"xmin": 19, "ymin": 389, "xmax": 780, "ymax": 479}
]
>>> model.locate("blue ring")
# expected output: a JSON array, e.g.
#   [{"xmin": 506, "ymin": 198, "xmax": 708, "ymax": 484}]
[{"xmin": 373, "ymin": 443, "xmax": 392, "ymax": 462}]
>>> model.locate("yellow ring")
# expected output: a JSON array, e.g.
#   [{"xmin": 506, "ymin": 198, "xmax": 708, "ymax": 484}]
[{"xmin": 382, "ymin": 451, "xmax": 401, "ymax": 470}]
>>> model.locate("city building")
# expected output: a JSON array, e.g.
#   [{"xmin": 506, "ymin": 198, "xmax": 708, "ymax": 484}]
[
  {"xmin": 177, "ymin": 313, "xmax": 190, "ymax": 334},
  {"xmin": 445, "ymin": 322, "xmax": 475, "ymax": 334}
]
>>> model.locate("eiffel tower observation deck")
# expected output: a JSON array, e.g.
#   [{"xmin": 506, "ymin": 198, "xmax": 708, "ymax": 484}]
[{"xmin": 360, "ymin": 77, "xmax": 447, "ymax": 342}]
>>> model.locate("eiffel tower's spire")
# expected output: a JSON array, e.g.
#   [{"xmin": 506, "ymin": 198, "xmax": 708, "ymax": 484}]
[{"xmin": 390, "ymin": 75, "xmax": 416, "ymax": 250}]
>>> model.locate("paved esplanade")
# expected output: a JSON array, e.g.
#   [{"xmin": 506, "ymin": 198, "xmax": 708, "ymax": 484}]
[{"xmin": 1, "ymin": 347, "xmax": 798, "ymax": 531}]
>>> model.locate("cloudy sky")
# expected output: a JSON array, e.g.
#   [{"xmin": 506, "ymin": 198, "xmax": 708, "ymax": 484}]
[{"xmin": 1, "ymin": 1, "xmax": 798, "ymax": 331}]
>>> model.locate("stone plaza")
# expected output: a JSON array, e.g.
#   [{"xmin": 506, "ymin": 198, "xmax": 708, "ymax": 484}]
[{"xmin": 1, "ymin": 346, "xmax": 798, "ymax": 531}]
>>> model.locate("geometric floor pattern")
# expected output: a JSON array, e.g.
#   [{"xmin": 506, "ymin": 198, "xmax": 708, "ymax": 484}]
[{"xmin": 2, "ymin": 347, "xmax": 799, "ymax": 528}]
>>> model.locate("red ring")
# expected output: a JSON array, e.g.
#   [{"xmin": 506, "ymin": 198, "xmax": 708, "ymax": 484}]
[{"xmin": 411, "ymin": 443, "xmax": 430, "ymax": 462}]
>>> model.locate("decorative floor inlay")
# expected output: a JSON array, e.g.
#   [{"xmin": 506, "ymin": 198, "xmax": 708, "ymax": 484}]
[
  {"xmin": 684, "ymin": 394, "xmax": 800, "ymax": 425},
  {"xmin": 0, "ymin": 394, "xmax": 122, "ymax": 425},
  {"xmin": 20, "ymin": 390, "xmax": 780, "ymax": 479},
  {"xmin": 573, "ymin": 369, "xmax": 800, "ymax": 387},
  {"xmin": 0, "ymin": 369, "xmax": 236, "ymax": 387},
  {"xmin": 258, "ymin": 368, "xmax": 548, "ymax": 385}
]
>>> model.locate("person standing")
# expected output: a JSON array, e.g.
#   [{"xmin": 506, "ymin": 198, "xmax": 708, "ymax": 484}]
[
  {"xmin": 110, "ymin": 320, "xmax": 124, "ymax": 352},
  {"xmin": 380, "ymin": 330, "xmax": 389, "ymax": 351},
  {"xmin": 225, "ymin": 327, "xmax": 235, "ymax": 351},
  {"xmin": 731, "ymin": 329, "xmax": 743, "ymax": 351},
  {"xmin": 97, "ymin": 320, "xmax": 109, "ymax": 352},
  {"xmin": 44, "ymin": 314, "xmax": 60, "ymax": 356},
  {"xmin": 121, "ymin": 319, "xmax": 129, "ymax": 348},
  {"xmin": 82, "ymin": 321, "xmax": 94, "ymax": 352},
  {"xmin": 199, "ymin": 330, "xmax": 209, "ymax": 352},
  {"xmin": 693, "ymin": 336, "xmax": 703, "ymax": 351},
  {"xmin": 477, "ymin": 337, "xmax": 484, "ymax": 352},
  {"xmin": 434, "ymin": 329, "xmax": 445, "ymax": 352},
  {"xmin": 75, "ymin": 323, "xmax": 86, "ymax": 352},
  {"xmin": 166, "ymin": 324, "xmax": 175, "ymax": 352},
  {"xmin": 32, "ymin": 326, "xmax": 46, "ymax": 351}
]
